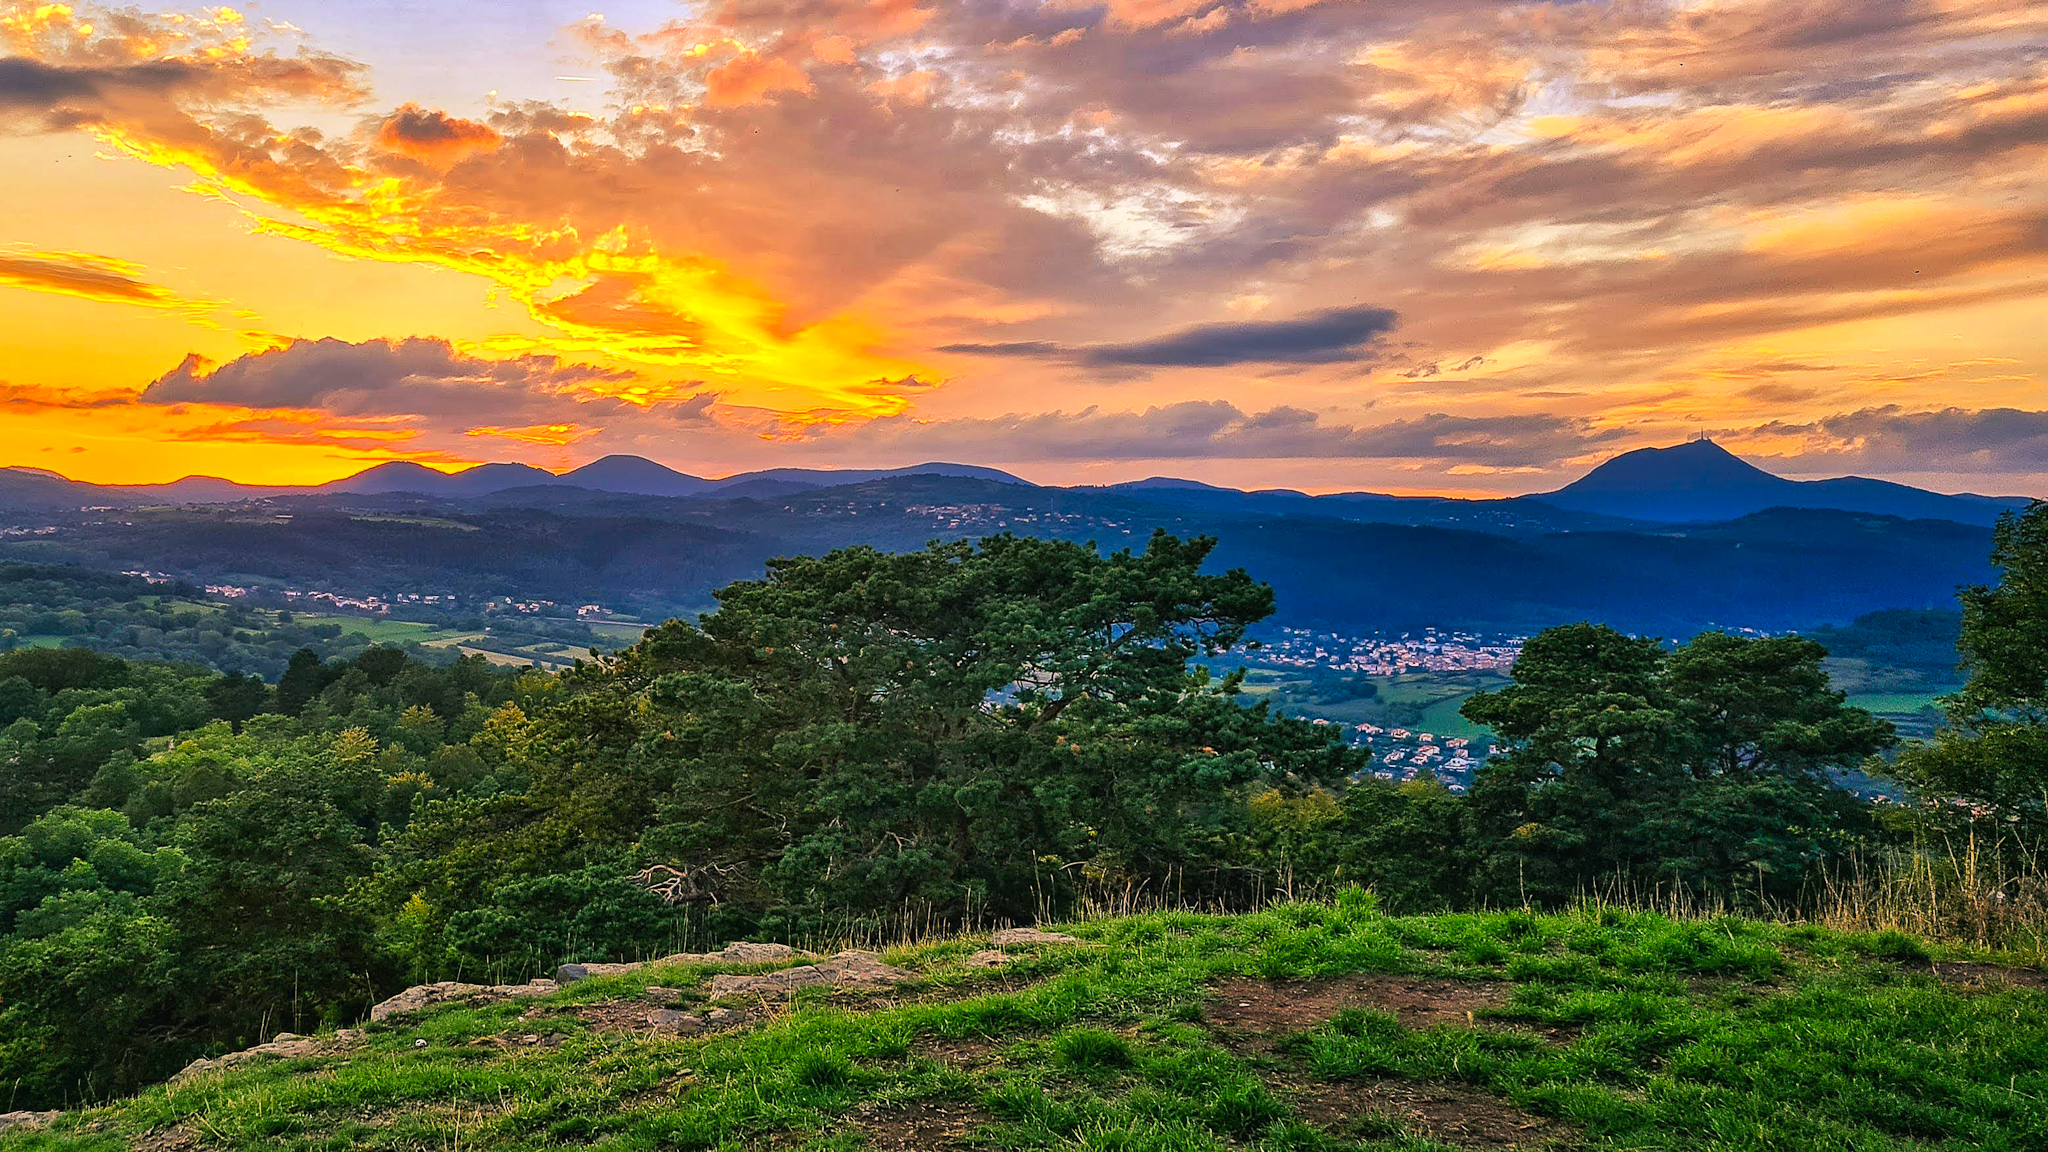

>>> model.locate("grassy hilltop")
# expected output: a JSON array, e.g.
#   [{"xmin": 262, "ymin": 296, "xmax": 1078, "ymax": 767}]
[{"xmin": 7, "ymin": 898, "xmax": 2046, "ymax": 1152}]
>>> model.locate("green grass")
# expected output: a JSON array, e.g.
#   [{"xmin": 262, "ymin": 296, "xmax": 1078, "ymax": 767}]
[
  {"xmin": 10, "ymin": 901, "xmax": 2048, "ymax": 1151},
  {"xmin": 290, "ymin": 614, "xmax": 449, "ymax": 643},
  {"xmin": 1848, "ymin": 692, "xmax": 1949, "ymax": 715},
  {"xmin": 1264, "ymin": 672, "xmax": 1507, "ymax": 742}
]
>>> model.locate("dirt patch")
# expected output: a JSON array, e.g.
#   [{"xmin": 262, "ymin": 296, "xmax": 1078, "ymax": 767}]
[
  {"xmin": 130, "ymin": 1124, "xmax": 202, "ymax": 1152},
  {"xmin": 1285, "ymin": 1077, "xmax": 1565, "ymax": 1150},
  {"xmin": 1925, "ymin": 960, "xmax": 2048, "ymax": 991},
  {"xmin": 1209, "ymin": 974, "xmax": 1510, "ymax": 1040},
  {"xmin": 848, "ymin": 1100, "xmax": 994, "ymax": 1150},
  {"xmin": 916, "ymin": 1035, "xmax": 1002, "ymax": 1069}
]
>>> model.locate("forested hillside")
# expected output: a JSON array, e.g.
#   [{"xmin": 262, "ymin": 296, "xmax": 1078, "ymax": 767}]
[
  {"xmin": 0, "ymin": 478, "xmax": 1997, "ymax": 634},
  {"xmin": 0, "ymin": 564, "xmax": 394, "ymax": 676},
  {"xmin": 12, "ymin": 512, "xmax": 2040, "ymax": 1119}
]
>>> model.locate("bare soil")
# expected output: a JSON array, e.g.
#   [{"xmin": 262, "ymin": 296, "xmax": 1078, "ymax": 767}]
[
  {"xmin": 1207, "ymin": 973, "xmax": 1513, "ymax": 1045},
  {"xmin": 915, "ymin": 1035, "xmax": 1003, "ymax": 1069},
  {"xmin": 1282, "ymin": 1076, "xmax": 1567, "ymax": 1150},
  {"xmin": 846, "ymin": 1099, "xmax": 995, "ymax": 1150},
  {"xmin": 1924, "ymin": 960, "xmax": 2048, "ymax": 991}
]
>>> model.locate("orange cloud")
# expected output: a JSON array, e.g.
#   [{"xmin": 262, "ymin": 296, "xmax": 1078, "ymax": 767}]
[
  {"xmin": 0, "ymin": 247, "xmax": 208, "ymax": 311},
  {"xmin": 373, "ymin": 103, "xmax": 501, "ymax": 163},
  {"xmin": 704, "ymin": 52, "xmax": 812, "ymax": 106}
]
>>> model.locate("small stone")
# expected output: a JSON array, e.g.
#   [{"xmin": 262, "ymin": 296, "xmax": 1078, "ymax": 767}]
[
  {"xmin": 413, "ymin": 1039, "xmax": 428, "ymax": 1048},
  {"xmin": 964, "ymin": 949, "xmax": 1009, "ymax": 968}
]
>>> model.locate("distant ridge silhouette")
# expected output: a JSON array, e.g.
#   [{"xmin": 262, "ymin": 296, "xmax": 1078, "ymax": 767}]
[
  {"xmin": 1534, "ymin": 439, "xmax": 2026, "ymax": 525},
  {"xmin": 0, "ymin": 444, "xmax": 2028, "ymax": 527}
]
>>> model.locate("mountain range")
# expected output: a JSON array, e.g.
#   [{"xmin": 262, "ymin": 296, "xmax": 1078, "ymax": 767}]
[{"xmin": 0, "ymin": 439, "xmax": 2029, "ymax": 529}]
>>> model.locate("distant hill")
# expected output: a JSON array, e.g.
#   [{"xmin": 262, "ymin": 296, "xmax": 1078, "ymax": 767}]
[
  {"xmin": 560, "ymin": 455, "xmax": 716, "ymax": 497},
  {"xmin": 711, "ymin": 462, "xmax": 1030, "ymax": 491},
  {"xmin": 1535, "ymin": 439, "xmax": 2028, "ymax": 526},
  {"xmin": 327, "ymin": 461, "xmax": 560, "ymax": 497}
]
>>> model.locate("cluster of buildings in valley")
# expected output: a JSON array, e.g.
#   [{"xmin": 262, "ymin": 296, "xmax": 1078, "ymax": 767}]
[
  {"xmin": 1350, "ymin": 723, "xmax": 1498, "ymax": 792},
  {"xmin": 1249, "ymin": 626, "xmax": 1523, "ymax": 675},
  {"xmin": 1264, "ymin": 627, "xmax": 1529, "ymax": 791},
  {"xmin": 120, "ymin": 572, "xmax": 616, "ymax": 624},
  {"xmin": 898, "ymin": 503, "xmax": 1118, "ymax": 533}
]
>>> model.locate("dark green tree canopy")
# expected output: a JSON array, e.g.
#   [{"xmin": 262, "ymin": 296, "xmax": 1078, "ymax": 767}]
[
  {"xmin": 508, "ymin": 532, "xmax": 1359, "ymax": 929},
  {"xmin": 1462, "ymin": 624, "xmax": 1891, "ymax": 904},
  {"xmin": 1893, "ymin": 502, "xmax": 2048, "ymax": 834}
]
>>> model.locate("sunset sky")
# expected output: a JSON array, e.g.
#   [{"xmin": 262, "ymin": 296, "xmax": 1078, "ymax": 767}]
[{"xmin": 1, "ymin": 0, "xmax": 2043, "ymax": 495}]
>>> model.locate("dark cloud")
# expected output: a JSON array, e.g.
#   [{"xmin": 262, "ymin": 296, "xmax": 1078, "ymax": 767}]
[
  {"xmin": 0, "ymin": 50, "xmax": 362, "ymax": 134},
  {"xmin": 942, "ymin": 306, "xmax": 1399, "ymax": 369},
  {"xmin": 813, "ymin": 400, "xmax": 1622, "ymax": 467},
  {"xmin": 1754, "ymin": 406, "xmax": 2048, "ymax": 475},
  {"xmin": 0, "ymin": 56, "xmax": 194, "ymax": 107},
  {"xmin": 141, "ymin": 337, "xmax": 643, "ymax": 420}
]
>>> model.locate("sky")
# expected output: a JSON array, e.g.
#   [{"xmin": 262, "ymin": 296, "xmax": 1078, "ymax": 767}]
[{"xmin": 0, "ymin": 0, "xmax": 2043, "ymax": 496}]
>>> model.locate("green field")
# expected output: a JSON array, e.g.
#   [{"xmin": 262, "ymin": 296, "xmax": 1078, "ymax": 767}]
[
  {"xmin": 291, "ymin": 614, "xmax": 450, "ymax": 643},
  {"xmin": 1253, "ymin": 670, "xmax": 1507, "ymax": 743},
  {"xmin": 12, "ymin": 901, "xmax": 2047, "ymax": 1151},
  {"xmin": 588, "ymin": 620, "xmax": 657, "ymax": 643},
  {"xmin": 1849, "ymin": 691, "xmax": 1950, "ymax": 715}
]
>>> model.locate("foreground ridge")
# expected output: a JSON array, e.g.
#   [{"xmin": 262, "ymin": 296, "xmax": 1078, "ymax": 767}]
[{"xmin": 6, "ymin": 907, "xmax": 2046, "ymax": 1149}]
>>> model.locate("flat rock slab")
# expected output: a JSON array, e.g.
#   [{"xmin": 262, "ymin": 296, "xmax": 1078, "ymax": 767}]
[
  {"xmin": 964, "ymin": 949, "xmax": 1010, "ymax": 968},
  {"xmin": 369, "ymin": 978, "xmax": 560, "ymax": 1022},
  {"xmin": 709, "ymin": 951, "xmax": 909, "ymax": 998},
  {"xmin": 991, "ymin": 927, "xmax": 1088, "ymax": 947},
  {"xmin": 648, "ymin": 1006, "xmax": 748, "ymax": 1033},
  {"xmin": 174, "ymin": 1029, "xmax": 364, "ymax": 1079},
  {"xmin": 558, "ymin": 941, "xmax": 805, "ymax": 984},
  {"xmin": 0, "ymin": 1111, "xmax": 58, "ymax": 1132}
]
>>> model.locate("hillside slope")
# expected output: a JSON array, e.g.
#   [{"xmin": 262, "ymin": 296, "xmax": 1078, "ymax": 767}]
[{"xmin": 7, "ymin": 902, "xmax": 2044, "ymax": 1150}]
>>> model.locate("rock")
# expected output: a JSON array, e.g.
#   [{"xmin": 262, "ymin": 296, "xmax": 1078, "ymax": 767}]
[
  {"xmin": 172, "ymin": 1029, "xmax": 360, "ymax": 1080},
  {"xmin": 708, "ymin": 950, "xmax": 909, "ymax": 999},
  {"xmin": 642, "ymin": 985, "xmax": 687, "ymax": 1001},
  {"xmin": 557, "ymin": 941, "xmax": 804, "ymax": 983},
  {"xmin": 992, "ymin": 927, "xmax": 1087, "ymax": 947},
  {"xmin": 0, "ymin": 1111, "xmax": 58, "ymax": 1132},
  {"xmin": 367, "ymin": 978, "xmax": 558, "ymax": 1022},
  {"xmin": 964, "ymin": 949, "xmax": 1010, "ymax": 968},
  {"xmin": 648, "ymin": 1009, "xmax": 705, "ymax": 1033}
]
